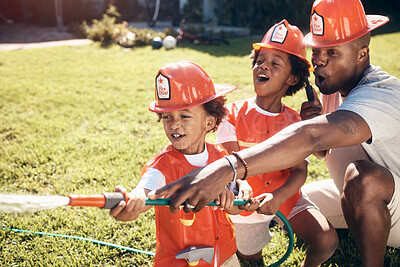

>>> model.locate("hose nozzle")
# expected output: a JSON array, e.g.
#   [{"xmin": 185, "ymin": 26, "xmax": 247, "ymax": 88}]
[{"xmin": 68, "ymin": 192, "xmax": 126, "ymax": 209}]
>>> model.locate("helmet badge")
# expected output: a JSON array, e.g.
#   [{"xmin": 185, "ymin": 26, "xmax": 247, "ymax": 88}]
[
  {"xmin": 270, "ymin": 22, "xmax": 288, "ymax": 44},
  {"xmin": 156, "ymin": 72, "xmax": 171, "ymax": 100},
  {"xmin": 311, "ymin": 11, "xmax": 324, "ymax": 36}
]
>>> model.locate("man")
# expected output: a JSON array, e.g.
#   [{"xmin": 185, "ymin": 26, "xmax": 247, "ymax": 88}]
[{"xmin": 149, "ymin": 0, "xmax": 400, "ymax": 265}]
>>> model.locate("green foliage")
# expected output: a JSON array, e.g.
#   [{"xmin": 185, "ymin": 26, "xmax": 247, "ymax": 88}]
[
  {"xmin": 120, "ymin": 28, "xmax": 165, "ymax": 48},
  {"xmin": 82, "ymin": 4, "xmax": 122, "ymax": 43},
  {"xmin": 81, "ymin": 4, "xmax": 167, "ymax": 48},
  {"xmin": 219, "ymin": 0, "xmax": 315, "ymax": 32},
  {"xmin": 215, "ymin": 0, "xmax": 399, "ymax": 33},
  {"xmin": 164, "ymin": 27, "xmax": 178, "ymax": 37},
  {"xmin": 1, "ymin": 32, "xmax": 400, "ymax": 265},
  {"xmin": 181, "ymin": 0, "xmax": 203, "ymax": 23},
  {"xmin": 186, "ymin": 24, "xmax": 207, "ymax": 35}
]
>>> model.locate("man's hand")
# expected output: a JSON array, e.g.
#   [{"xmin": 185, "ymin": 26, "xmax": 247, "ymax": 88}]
[{"xmin": 148, "ymin": 158, "xmax": 234, "ymax": 213}]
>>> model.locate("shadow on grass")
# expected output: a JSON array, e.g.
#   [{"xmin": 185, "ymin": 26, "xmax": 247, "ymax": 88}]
[
  {"xmin": 318, "ymin": 229, "xmax": 399, "ymax": 267},
  {"xmin": 175, "ymin": 37, "xmax": 260, "ymax": 58},
  {"xmin": 93, "ymin": 36, "xmax": 259, "ymax": 57},
  {"xmin": 321, "ymin": 229, "xmax": 361, "ymax": 267},
  {"xmin": 239, "ymin": 228, "xmax": 400, "ymax": 267},
  {"xmin": 100, "ymin": 42, "xmax": 114, "ymax": 48}
]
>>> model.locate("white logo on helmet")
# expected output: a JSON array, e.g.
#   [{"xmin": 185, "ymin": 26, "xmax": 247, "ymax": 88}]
[
  {"xmin": 156, "ymin": 72, "xmax": 171, "ymax": 100},
  {"xmin": 370, "ymin": 18, "xmax": 385, "ymax": 25},
  {"xmin": 311, "ymin": 11, "xmax": 324, "ymax": 36},
  {"xmin": 270, "ymin": 22, "xmax": 288, "ymax": 44}
]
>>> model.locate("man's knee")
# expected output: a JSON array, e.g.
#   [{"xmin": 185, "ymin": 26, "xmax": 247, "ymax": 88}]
[{"xmin": 343, "ymin": 160, "xmax": 394, "ymax": 204}]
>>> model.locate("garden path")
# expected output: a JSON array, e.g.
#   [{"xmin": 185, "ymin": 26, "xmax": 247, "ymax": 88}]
[{"xmin": 0, "ymin": 23, "xmax": 92, "ymax": 51}]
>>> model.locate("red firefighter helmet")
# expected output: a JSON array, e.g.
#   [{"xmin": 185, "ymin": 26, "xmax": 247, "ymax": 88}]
[
  {"xmin": 253, "ymin": 19, "xmax": 310, "ymax": 66},
  {"xmin": 149, "ymin": 61, "xmax": 236, "ymax": 112},
  {"xmin": 304, "ymin": 0, "xmax": 389, "ymax": 47}
]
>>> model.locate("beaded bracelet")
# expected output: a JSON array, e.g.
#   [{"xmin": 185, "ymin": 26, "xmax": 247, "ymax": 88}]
[
  {"xmin": 224, "ymin": 156, "xmax": 237, "ymax": 183},
  {"xmin": 231, "ymin": 151, "xmax": 248, "ymax": 180}
]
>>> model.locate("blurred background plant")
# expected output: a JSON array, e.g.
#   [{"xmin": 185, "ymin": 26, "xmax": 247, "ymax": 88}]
[{"xmin": 78, "ymin": 4, "xmax": 168, "ymax": 48}]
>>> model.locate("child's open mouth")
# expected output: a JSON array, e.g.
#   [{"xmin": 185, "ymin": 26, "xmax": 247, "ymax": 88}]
[
  {"xmin": 257, "ymin": 73, "xmax": 269, "ymax": 83},
  {"xmin": 172, "ymin": 133, "xmax": 185, "ymax": 140}
]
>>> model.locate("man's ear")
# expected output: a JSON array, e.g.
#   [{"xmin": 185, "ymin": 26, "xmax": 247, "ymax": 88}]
[
  {"xmin": 206, "ymin": 115, "xmax": 217, "ymax": 132},
  {"xmin": 287, "ymin": 75, "xmax": 299, "ymax": 86},
  {"xmin": 358, "ymin": 46, "xmax": 369, "ymax": 63}
]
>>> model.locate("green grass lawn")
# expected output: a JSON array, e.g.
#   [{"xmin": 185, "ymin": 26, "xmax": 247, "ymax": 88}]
[{"xmin": 1, "ymin": 32, "xmax": 400, "ymax": 266}]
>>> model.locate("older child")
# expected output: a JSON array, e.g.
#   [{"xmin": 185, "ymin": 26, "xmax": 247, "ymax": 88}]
[
  {"xmin": 110, "ymin": 61, "xmax": 243, "ymax": 266},
  {"xmin": 217, "ymin": 20, "xmax": 338, "ymax": 266}
]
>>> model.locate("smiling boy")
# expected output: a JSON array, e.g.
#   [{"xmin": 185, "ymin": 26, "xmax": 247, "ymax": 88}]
[{"xmin": 110, "ymin": 61, "xmax": 243, "ymax": 266}]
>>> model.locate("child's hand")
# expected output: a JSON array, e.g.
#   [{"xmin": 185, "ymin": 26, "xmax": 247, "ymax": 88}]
[
  {"xmin": 214, "ymin": 188, "xmax": 235, "ymax": 210},
  {"xmin": 236, "ymin": 179, "xmax": 253, "ymax": 200},
  {"xmin": 110, "ymin": 185, "xmax": 146, "ymax": 222},
  {"xmin": 255, "ymin": 193, "xmax": 281, "ymax": 215},
  {"xmin": 300, "ymin": 89, "xmax": 322, "ymax": 121},
  {"xmin": 239, "ymin": 198, "xmax": 260, "ymax": 211}
]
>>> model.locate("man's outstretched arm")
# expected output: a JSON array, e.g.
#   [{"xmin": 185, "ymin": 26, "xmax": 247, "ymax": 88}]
[{"xmin": 149, "ymin": 110, "xmax": 372, "ymax": 213}]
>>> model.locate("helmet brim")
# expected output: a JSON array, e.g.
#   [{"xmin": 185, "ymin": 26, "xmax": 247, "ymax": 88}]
[
  {"xmin": 148, "ymin": 84, "xmax": 236, "ymax": 113},
  {"xmin": 304, "ymin": 15, "xmax": 389, "ymax": 47}
]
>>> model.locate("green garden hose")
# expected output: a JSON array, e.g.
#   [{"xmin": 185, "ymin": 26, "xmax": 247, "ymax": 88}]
[
  {"xmin": 1, "ymin": 227, "xmax": 156, "ymax": 256},
  {"xmin": 2, "ymin": 198, "xmax": 294, "ymax": 266}
]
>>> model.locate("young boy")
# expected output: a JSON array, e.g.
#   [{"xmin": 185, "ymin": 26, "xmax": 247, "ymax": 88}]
[
  {"xmin": 110, "ymin": 61, "xmax": 242, "ymax": 266},
  {"xmin": 217, "ymin": 20, "xmax": 338, "ymax": 266}
]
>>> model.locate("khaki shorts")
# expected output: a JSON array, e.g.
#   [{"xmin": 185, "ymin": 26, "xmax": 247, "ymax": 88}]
[
  {"xmin": 302, "ymin": 178, "xmax": 400, "ymax": 248},
  {"xmin": 221, "ymin": 254, "xmax": 240, "ymax": 267},
  {"xmin": 230, "ymin": 193, "xmax": 318, "ymax": 255}
]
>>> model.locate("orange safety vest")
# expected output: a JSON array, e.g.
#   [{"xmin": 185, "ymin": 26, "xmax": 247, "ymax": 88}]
[
  {"xmin": 141, "ymin": 142, "xmax": 237, "ymax": 267},
  {"xmin": 225, "ymin": 100, "xmax": 302, "ymax": 217}
]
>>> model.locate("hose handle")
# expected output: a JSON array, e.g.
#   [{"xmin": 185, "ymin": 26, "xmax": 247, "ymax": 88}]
[
  {"xmin": 68, "ymin": 192, "xmax": 249, "ymax": 209},
  {"xmin": 305, "ymin": 78, "xmax": 315, "ymax": 102},
  {"xmin": 145, "ymin": 198, "xmax": 249, "ymax": 207}
]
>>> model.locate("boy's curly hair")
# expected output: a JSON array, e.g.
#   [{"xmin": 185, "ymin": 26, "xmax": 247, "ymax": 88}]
[
  {"xmin": 203, "ymin": 96, "xmax": 228, "ymax": 132},
  {"xmin": 250, "ymin": 49, "xmax": 310, "ymax": 96},
  {"xmin": 156, "ymin": 96, "xmax": 228, "ymax": 133}
]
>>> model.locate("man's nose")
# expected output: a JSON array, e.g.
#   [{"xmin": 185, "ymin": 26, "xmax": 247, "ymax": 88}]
[{"xmin": 313, "ymin": 53, "xmax": 327, "ymax": 67}]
